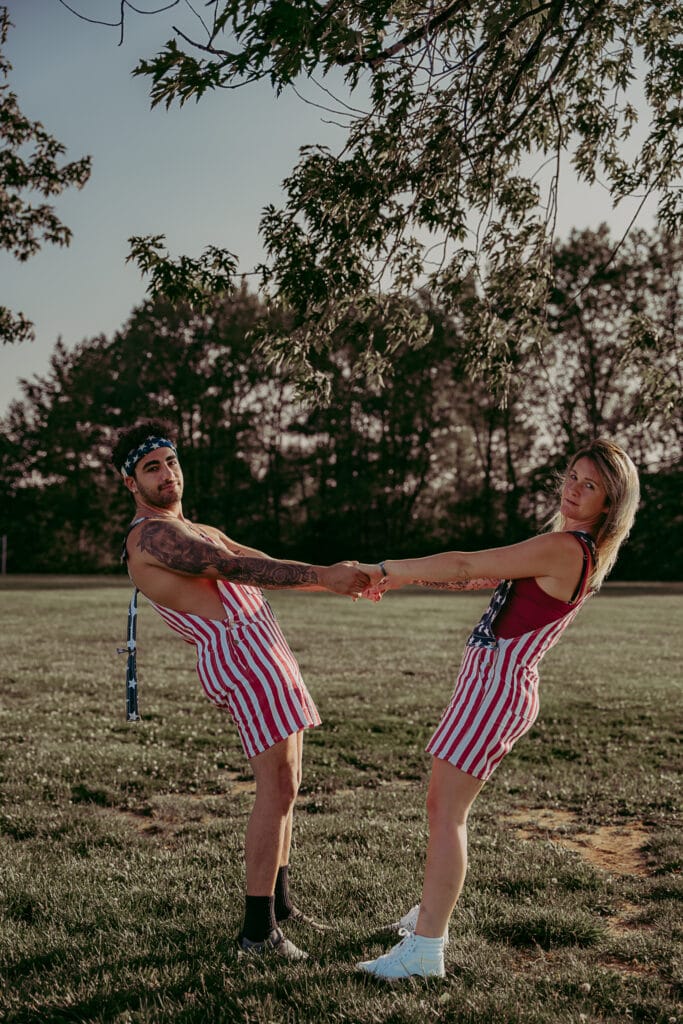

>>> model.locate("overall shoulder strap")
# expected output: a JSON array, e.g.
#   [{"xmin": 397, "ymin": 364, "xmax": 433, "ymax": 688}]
[
  {"xmin": 116, "ymin": 586, "xmax": 140, "ymax": 722},
  {"xmin": 118, "ymin": 516, "xmax": 149, "ymax": 721},
  {"xmin": 120, "ymin": 515, "xmax": 151, "ymax": 563},
  {"xmin": 467, "ymin": 578, "xmax": 513, "ymax": 649},
  {"xmin": 568, "ymin": 531, "xmax": 597, "ymax": 603}
]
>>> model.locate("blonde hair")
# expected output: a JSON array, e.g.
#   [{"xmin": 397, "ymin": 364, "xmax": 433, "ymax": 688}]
[{"xmin": 548, "ymin": 439, "xmax": 640, "ymax": 590}]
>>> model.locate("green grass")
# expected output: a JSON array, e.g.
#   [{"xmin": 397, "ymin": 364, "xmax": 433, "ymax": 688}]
[{"xmin": 0, "ymin": 581, "xmax": 681, "ymax": 1023}]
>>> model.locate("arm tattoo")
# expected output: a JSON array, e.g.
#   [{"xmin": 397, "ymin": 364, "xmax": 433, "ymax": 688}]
[
  {"xmin": 137, "ymin": 521, "xmax": 318, "ymax": 588},
  {"xmin": 413, "ymin": 577, "xmax": 500, "ymax": 591}
]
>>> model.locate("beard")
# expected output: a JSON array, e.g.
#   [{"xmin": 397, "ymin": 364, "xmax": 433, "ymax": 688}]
[{"xmin": 137, "ymin": 479, "xmax": 183, "ymax": 508}]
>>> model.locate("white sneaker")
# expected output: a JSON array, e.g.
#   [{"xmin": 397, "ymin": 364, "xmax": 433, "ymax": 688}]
[
  {"xmin": 389, "ymin": 904, "xmax": 449, "ymax": 945},
  {"xmin": 356, "ymin": 932, "xmax": 445, "ymax": 979}
]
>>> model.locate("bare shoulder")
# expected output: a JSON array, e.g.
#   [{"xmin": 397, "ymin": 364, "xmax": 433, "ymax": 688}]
[
  {"xmin": 129, "ymin": 517, "xmax": 195, "ymax": 563},
  {"xmin": 532, "ymin": 532, "xmax": 581, "ymax": 548},
  {"xmin": 517, "ymin": 531, "xmax": 571, "ymax": 549},
  {"xmin": 130, "ymin": 517, "xmax": 188, "ymax": 542},
  {"xmin": 547, "ymin": 530, "xmax": 589, "ymax": 559},
  {"xmin": 126, "ymin": 516, "xmax": 181, "ymax": 552},
  {"xmin": 130, "ymin": 517, "xmax": 230, "ymax": 577},
  {"xmin": 532, "ymin": 531, "xmax": 590, "ymax": 600},
  {"xmin": 524, "ymin": 531, "xmax": 586, "ymax": 568},
  {"xmin": 511, "ymin": 532, "xmax": 583, "ymax": 558}
]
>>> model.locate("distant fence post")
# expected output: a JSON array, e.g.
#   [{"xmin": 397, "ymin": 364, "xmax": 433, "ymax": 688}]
[{"xmin": 1, "ymin": 535, "xmax": 6, "ymax": 575}]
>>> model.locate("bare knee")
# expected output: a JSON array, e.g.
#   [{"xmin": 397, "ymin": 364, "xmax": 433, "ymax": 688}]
[
  {"xmin": 426, "ymin": 785, "xmax": 466, "ymax": 830},
  {"xmin": 276, "ymin": 760, "xmax": 299, "ymax": 810},
  {"xmin": 255, "ymin": 759, "xmax": 298, "ymax": 816},
  {"xmin": 426, "ymin": 761, "xmax": 482, "ymax": 830},
  {"xmin": 250, "ymin": 733, "xmax": 304, "ymax": 816}
]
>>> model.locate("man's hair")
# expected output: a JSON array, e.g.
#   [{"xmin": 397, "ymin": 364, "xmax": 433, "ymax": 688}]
[{"xmin": 111, "ymin": 419, "xmax": 178, "ymax": 475}]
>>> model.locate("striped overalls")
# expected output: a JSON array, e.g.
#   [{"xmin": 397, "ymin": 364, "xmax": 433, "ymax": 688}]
[
  {"xmin": 426, "ymin": 532, "xmax": 596, "ymax": 780},
  {"xmin": 122, "ymin": 518, "xmax": 320, "ymax": 758}
]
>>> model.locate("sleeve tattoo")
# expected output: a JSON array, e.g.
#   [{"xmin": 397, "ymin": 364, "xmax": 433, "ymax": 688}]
[{"xmin": 137, "ymin": 521, "xmax": 318, "ymax": 588}]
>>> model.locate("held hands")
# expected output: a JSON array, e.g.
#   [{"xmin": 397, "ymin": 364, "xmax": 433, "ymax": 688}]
[
  {"xmin": 320, "ymin": 559, "xmax": 404, "ymax": 601},
  {"xmin": 321, "ymin": 561, "xmax": 372, "ymax": 597},
  {"xmin": 354, "ymin": 561, "xmax": 406, "ymax": 601},
  {"xmin": 354, "ymin": 562, "xmax": 386, "ymax": 602}
]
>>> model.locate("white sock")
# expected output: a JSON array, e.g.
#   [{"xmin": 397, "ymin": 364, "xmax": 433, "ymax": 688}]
[{"xmin": 410, "ymin": 934, "xmax": 444, "ymax": 956}]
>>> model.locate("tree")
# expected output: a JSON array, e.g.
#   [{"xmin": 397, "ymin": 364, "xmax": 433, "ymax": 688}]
[
  {"xmin": 0, "ymin": 336, "xmax": 116, "ymax": 570},
  {"xmin": 0, "ymin": 260, "xmax": 679, "ymax": 576},
  {"xmin": 287, "ymin": 295, "xmax": 470, "ymax": 557},
  {"xmin": 0, "ymin": 287, "xmax": 303, "ymax": 570},
  {"xmin": 0, "ymin": 6, "xmax": 91, "ymax": 344},
  {"xmin": 543, "ymin": 224, "xmax": 683, "ymax": 459},
  {"xmin": 111, "ymin": 0, "xmax": 682, "ymax": 403}
]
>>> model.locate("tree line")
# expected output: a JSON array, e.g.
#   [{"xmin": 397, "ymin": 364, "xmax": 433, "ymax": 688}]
[{"xmin": 0, "ymin": 226, "xmax": 681, "ymax": 579}]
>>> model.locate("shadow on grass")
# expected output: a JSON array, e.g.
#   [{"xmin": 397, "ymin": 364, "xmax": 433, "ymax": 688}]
[
  {"xmin": 3, "ymin": 941, "xmax": 389, "ymax": 1024},
  {"xmin": 483, "ymin": 907, "xmax": 604, "ymax": 949}
]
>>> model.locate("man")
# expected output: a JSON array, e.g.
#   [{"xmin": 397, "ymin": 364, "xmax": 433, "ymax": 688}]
[{"xmin": 111, "ymin": 419, "xmax": 369, "ymax": 960}]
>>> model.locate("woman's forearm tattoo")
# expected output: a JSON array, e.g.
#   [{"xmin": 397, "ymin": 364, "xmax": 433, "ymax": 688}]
[
  {"xmin": 137, "ymin": 521, "xmax": 318, "ymax": 587},
  {"xmin": 413, "ymin": 577, "xmax": 500, "ymax": 591}
]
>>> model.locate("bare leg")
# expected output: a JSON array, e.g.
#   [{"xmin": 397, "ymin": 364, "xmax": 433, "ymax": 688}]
[
  {"xmin": 280, "ymin": 730, "xmax": 304, "ymax": 868},
  {"xmin": 244, "ymin": 732, "xmax": 301, "ymax": 895},
  {"xmin": 356, "ymin": 757, "xmax": 482, "ymax": 978},
  {"xmin": 415, "ymin": 758, "xmax": 484, "ymax": 938}
]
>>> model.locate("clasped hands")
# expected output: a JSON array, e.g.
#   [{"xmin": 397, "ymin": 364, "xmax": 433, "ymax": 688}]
[
  {"xmin": 327, "ymin": 560, "xmax": 403, "ymax": 600},
  {"xmin": 348, "ymin": 562, "xmax": 399, "ymax": 602},
  {"xmin": 353, "ymin": 562, "xmax": 385, "ymax": 602}
]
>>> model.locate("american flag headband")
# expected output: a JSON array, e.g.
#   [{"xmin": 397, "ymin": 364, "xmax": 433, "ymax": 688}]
[{"xmin": 121, "ymin": 436, "xmax": 177, "ymax": 477}]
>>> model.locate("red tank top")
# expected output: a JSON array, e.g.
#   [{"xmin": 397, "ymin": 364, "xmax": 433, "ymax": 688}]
[{"xmin": 493, "ymin": 534, "xmax": 593, "ymax": 639}]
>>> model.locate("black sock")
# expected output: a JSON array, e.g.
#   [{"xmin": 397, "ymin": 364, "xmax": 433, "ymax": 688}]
[
  {"xmin": 242, "ymin": 895, "xmax": 276, "ymax": 942},
  {"xmin": 274, "ymin": 865, "xmax": 294, "ymax": 922}
]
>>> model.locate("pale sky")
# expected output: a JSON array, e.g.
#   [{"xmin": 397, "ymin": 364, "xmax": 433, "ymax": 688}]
[{"xmin": 1, "ymin": 0, "xmax": 659, "ymax": 414}]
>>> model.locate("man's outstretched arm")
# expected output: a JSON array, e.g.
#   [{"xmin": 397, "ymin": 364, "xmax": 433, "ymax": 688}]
[{"xmin": 135, "ymin": 519, "xmax": 368, "ymax": 596}]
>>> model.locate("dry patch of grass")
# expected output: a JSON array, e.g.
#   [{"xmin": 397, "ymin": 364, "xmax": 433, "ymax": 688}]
[{"xmin": 505, "ymin": 807, "xmax": 653, "ymax": 876}]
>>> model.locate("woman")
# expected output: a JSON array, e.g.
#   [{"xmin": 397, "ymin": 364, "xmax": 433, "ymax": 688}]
[{"xmin": 356, "ymin": 439, "xmax": 640, "ymax": 979}]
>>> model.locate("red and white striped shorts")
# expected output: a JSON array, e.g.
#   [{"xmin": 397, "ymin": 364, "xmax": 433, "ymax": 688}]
[
  {"xmin": 156, "ymin": 599, "xmax": 321, "ymax": 760},
  {"xmin": 198, "ymin": 606, "xmax": 321, "ymax": 759},
  {"xmin": 426, "ymin": 637, "xmax": 540, "ymax": 780}
]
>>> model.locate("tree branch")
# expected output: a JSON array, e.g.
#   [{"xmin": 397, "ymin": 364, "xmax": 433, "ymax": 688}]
[
  {"xmin": 56, "ymin": 0, "xmax": 181, "ymax": 46},
  {"xmin": 502, "ymin": 0, "xmax": 565, "ymax": 105},
  {"xmin": 364, "ymin": 0, "xmax": 560, "ymax": 73},
  {"xmin": 467, "ymin": 1, "xmax": 558, "ymax": 67},
  {"xmin": 366, "ymin": 0, "xmax": 472, "ymax": 69},
  {"xmin": 171, "ymin": 24, "xmax": 232, "ymax": 59},
  {"xmin": 499, "ymin": 0, "xmax": 608, "ymax": 140}
]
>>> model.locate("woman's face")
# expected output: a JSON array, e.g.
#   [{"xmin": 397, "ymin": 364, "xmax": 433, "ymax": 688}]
[{"xmin": 560, "ymin": 457, "xmax": 609, "ymax": 529}]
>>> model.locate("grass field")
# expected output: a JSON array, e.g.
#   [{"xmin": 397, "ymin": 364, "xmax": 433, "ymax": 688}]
[{"xmin": 0, "ymin": 578, "xmax": 681, "ymax": 1024}]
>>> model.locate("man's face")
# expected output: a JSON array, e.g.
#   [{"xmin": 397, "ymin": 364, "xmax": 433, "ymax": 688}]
[{"xmin": 126, "ymin": 448, "xmax": 184, "ymax": 508}]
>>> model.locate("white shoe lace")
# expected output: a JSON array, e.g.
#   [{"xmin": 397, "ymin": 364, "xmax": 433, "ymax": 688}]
[{"xmin": 394, "ymin": 905, "xmax": 449, "ymax": 944}]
